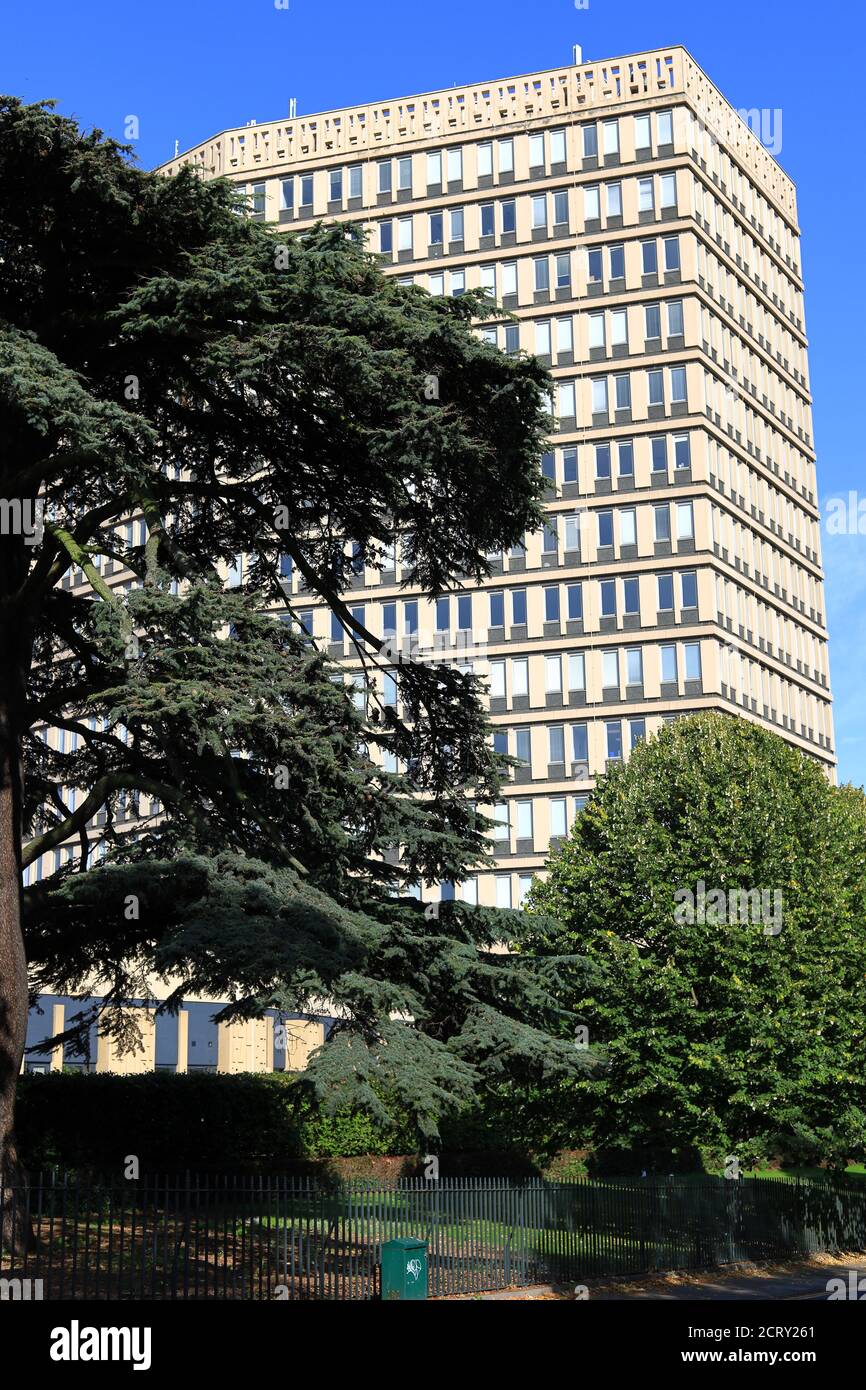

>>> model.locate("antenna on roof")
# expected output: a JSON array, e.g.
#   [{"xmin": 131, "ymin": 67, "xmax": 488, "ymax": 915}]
[
  {"xmin": 573, "ymin": 44, "xmax": 584, "ymax": 65},
  {"xmin": 288, "ymin": 97, "xmax": 297, "ymax": 118},
  {"xmin": 174, "ymin": 139, "xmax": 179, "ymax": 158}
]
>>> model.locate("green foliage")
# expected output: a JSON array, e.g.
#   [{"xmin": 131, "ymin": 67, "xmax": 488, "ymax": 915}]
[
  {"xmin": 0, "ymin": 97, "xmax": 595, "ymax": 1141},
  {"xmin": 525, "ymin": 713, "xmax": 866, "ymax": 1170},
  {"xmin": 14, "ymin": 1071, "xmax": 416, "ymax": 1170}
]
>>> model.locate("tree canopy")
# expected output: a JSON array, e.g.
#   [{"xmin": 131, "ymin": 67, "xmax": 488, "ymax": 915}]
[
  {"xmin": 525, "ymin": 713, "xmax": 866, "ymax": 1170},
  {"xmin": 0, "ymin": 95, "xmax": 589, "ymax": 1176}
]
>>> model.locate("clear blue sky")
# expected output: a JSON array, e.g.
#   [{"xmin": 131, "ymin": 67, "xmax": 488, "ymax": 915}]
[{"xmin": 5, "ymin": 0, "xmax": 865, "ymax": 783}]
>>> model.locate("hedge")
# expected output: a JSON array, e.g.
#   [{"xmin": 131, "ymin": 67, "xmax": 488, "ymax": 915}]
[{"xmin": 14, "ymin": 1072, "xmax": 522, "ymax": 1174}]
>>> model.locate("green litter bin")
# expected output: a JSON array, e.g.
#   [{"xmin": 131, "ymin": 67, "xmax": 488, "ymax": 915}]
[{"xmin": 380, "ymin": 1236, "xmax": 428, "ymax": 1300}]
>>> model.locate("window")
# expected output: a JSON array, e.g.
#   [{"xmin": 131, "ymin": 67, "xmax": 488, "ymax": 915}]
[
  {"xmin": 620, "ymin": 509, "xmax": 637, "ymax": 546},
  {"xmin": 398, "ymin": 218, "xmax": 413, "ymax": 253},
  {"xmin": 280, "ymin": 178, "xmax": 294, "ymax": 211},
  {"xmin": 447, "ymin": 147, "xmax": 463, "ymax": 182},
  {"xmin": 477, "ymin": 142, "xmax": 492, "ymax": 178},
  {"xmin": 429, "ymin": 211, "xmax": 443, "ymax": 246},
  {"xmin": 602, "ymin": 120, "xmax": 619, "ymax": 156},
  {"xmin": 654, "ymin": 505, "xmax": 671, "ymax": 542},
  {"xmin": 681, "ymin": 570, "xmax": 698, "ymax": 607},
  {"xmin": 600, "ymin": 579, "xmax": 616, "ymax": 616},
  {"xmin": 457, "ymin": 595, "xmax": 472, "ymax": 630},
  {"xmin": 512, "ymin": 658, "xmax": 529, "ymax": 698},
  {"xmin": 501, "ymin": 199, "xmax": 516, "ymax": 234},
  {"xmin": 492, "ymin": 803, "xmax": 510, "ymax": 841},
  {"xmin": 300, "ymin": 175, "xmax": 314, "ymax": 208},
  {"xmin": 542, "ymin": 514, "xmax": 557, "ymax": 548},
  {"xmin": 609, "ymin": 244, "xmax": 625, "ymax": 279},
  {"xmin": 648, "ymin": 369, "xmax": 664, "ymax": 406},
  {"xmin": 329, "ymin": 169, "xmax": 343, "ymax": 202},
  {"xmin": 551, "ymin": 128, "xmax": 567, "ymax": 165},
  {"xmin": 611, "ymin": 309, "xmax": 628, "ymax": 348},
  {"xmin": 480, "ymin": 202, "xmax": 494, "ymax": 237},
  {"xmin": 531, "ymin": 194, "xmax": 547, "ymax": 229},
  {"xmin": 598, "ymin": 511, "xmax": 614, "ymax": 547},
  {"xmin": 670, "ymin": 366, "xmax": 687, "ymax": 403},
  {"xmin": 606, "ymin": 721, "xmax": 623, "ymax": 759},
  {"xmin": 501, "ymin": 261, "xmax": 517, "ymax": 297},
  {"xmin": 504, "ymin": 322, "xmax": 519, "ymax": 352},
  {"xmin": 556, "ymin": 317, "xmax": 573, "ymax": 353},
  {"xmin": 675, "ymin": 501, "xmax": 694, "ymax": 540},
  {"xmin": 397, "ymin": 156, "xmax": 412, "ymax": 191},
  {"xmin": 450, "ymin": 207, "xmax": 464, "ymax": 241},
  {"xmin": 550, "ymin": 798, "xmax": 568, "ymax": 838},
  {"xmin": 404, "ymin": 600, "xmax": 418, "ymax": 634},
  {"xmin": 660, "ymin": 645, "xmax": 678, "ymax": 683},
  {"xmin": 651, "ymin": 436, "xmax": 668, "ymax": 472},
  {"xmin": 567, "ymin": 582, "xmax": 583, "ymax": 619},
  {"xmin": 544, "ymin": 587, "xmax": 560, "ymax": 622},
  {"xmin": 563, "ymin": 447, "xmax": 578, "ymax": 483},
  {"xmin": 659, "ymin": 173, "xmax": 677, "ymax": 209},
  {"xmin": 548, "ymin": 725, "xmax": 566, "ymax": 764},
  {"xmin": 626, "ymin": 648, "xmax": 643, "ymax": 685},
  {"xmin": 614, "ymin": 374, "xmax": 631, "ymax": 409},
  {"xmin": 638, "ymin": 178, "xmax": 655, "ymax": 213},
  {"xmin": 512, "ymin": 589, "xmax": 527, "ymax": 625},
  {"xmin": 587, "ymin": 248, "xmax": 603, "ymax": 283},
  {"xmin": 558, "ymin": 381, "xmax": 576, "ymax": 418},
  {"xmin": 348, "ymin": 164, "xmax": 363, "ymax": 199},
  {"xmin": 657, "ymin": 110, "xmax": 673, "ymax": 145},
  {"xmin": 489, "ymin": 660, "xmax": 506, "ymax": 699},
  {"xmin": 606, "ymin": 182, "xmax": 622, "ymax": 217},
  {"xmin": 634, "ymin": 114, "xmax": 651, "ymax": 151},
  {"xmin": 657, "ymin": 573, "xmax": 674, "ymax": 610},
  {"xmin": 568, "ymin": 653, "xmax": 586, "ymax": 694},
  {"xmin": 515, "ymin": 728, "xmax": 531, "ymax": 765},
  {"xmin": 553, "ymin": 190, "xmax": 569, "ymax": 225},
  {"xmin": 428, "ymin": 271, "xmax": 444, "ymax": 295},
  {"xmin": 674, "ymin": 433, "xmax": 691, "ymax": 469},
  {"xmin": 589, "ymin": 313, "xmax": 605, "ymax": 350},
  {"xmin": 495, "ymin": 875, "xmax": 512, "ymax": 908},
  {"xmin": 528, "ymin": 132, "xmax": 545, "ymax": 168},
  {"xmin": 645, "ymin": 303, "xmax": 662, "ymax": 340},
  {"xmin": 480, "ymin": 264, "xmax": 496, "ymax": 295},
  {"xmin": 517, "ymin": 874, "xmax": 534, "ymax": 906},
  {"xmin": 618, "ymin": 440, "xmax": 634, "ymax": 477},
  {"xmin": 623, "ymin": 576, "xmax": 640, "ymax": 614},
  {"xmin": 498, "ymin": 138, "xmax": 514, "ymax": 174},
  {"xmin": 595, "ymin": 443, "xmax": 611, "ymax": 479},
  {"xmin": 641, "ymin": 240, "xmax": 658, "ymax": 274},
  {"xmin": 584, "ymin": 186, "xmax": 600, "ymax": 221},
  {"xmin": 564, "ymin": 515, "xmax": 582, "ymax": 553},
  {"xmin": 630, "ymin": 718, "xmax": 646, "ymax": 749},
  {"xmin": 684, "ymin": 642, "xmax": 702, "ymax": 680},
  {"xmin": 667, "ymin": 300, "xmax": 684, "ymax": 336},
  {"xmin": 572, "ymin": 722, "xmax": 589, "ymax": 761},
  {"xmin": 489, "ymin": 590, "xmax": 505, "ymax": 627},
  {"xmin": 379, "ymin": 221, "xmax": 393, "ymax": 254},
  {"xmin": 555, "ymin": 253, "xmax": 571, "ymax": 288},
  {"xmin": 427, "ymin": 151, "xmax": 442, "ymax": 186},
  {"xmin": 582, "ymin": 123, "xmax": 598, "ymax": 157},
  {"xmin": 382, "ymin": 602, "xmax": 397, "ymax": 636},
  {"xmin": 534, "ymin": 258, "xmax": 550, "ymax": 292},
  {"xmin": 664, "ymin": 236, "xmax": 680, "ymax": 271},
  {"xmin": 592, "ymin": 378, "xmax": 608, "ymax": 413},
  {"xmin": 545, "ymin": 654, "xmax": 562, "ymax": 694},
  {"xmin": 377, "ymin": 161, "xmax": 392, "ymax": 194}
]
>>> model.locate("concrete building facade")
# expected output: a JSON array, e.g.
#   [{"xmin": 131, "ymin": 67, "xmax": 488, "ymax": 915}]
[{"xmin": 23, "ymin": 46, "xmax": 834, "ymax": 1069}]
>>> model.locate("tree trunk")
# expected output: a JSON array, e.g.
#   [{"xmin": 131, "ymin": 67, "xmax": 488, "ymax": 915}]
[
  {"xmin": 0, "ymin": 694, "xmax": 28, "ymax": 1250},
  {"xmin": 0, "ymin": 516, "xmax": 32, "ymax": 1250}
]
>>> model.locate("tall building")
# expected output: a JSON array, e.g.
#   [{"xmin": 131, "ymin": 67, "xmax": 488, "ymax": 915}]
[
  {"xmin": 23, "ymin": 45, "xmax": 835, "ymax": 1071},
  {"xmin": 157, "ymin": 44, "xmax": 832, "ymax": 912}
]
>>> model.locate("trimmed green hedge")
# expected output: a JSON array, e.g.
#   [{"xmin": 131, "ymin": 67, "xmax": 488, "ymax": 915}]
[{"xmin": 15, "ymin": 1072, "xmax": 419, "ymax": 1172}]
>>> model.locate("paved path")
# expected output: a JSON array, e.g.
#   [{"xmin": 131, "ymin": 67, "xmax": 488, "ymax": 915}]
[{"xmin": 440, "ymin": 1261, "xmax": 866, "ymax": 1300}]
